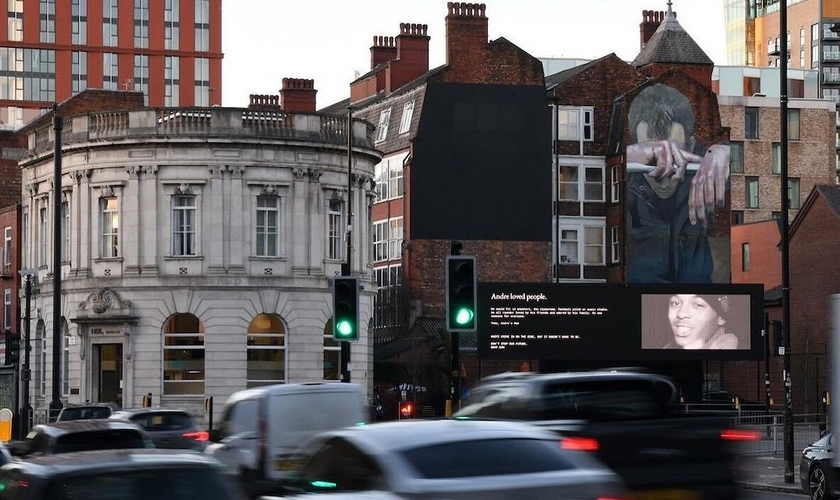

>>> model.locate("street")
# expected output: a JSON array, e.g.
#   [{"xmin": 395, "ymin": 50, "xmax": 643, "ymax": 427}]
[{"xmin": 741, "ymin": 490, "xmax": 804, "ymax": 499}]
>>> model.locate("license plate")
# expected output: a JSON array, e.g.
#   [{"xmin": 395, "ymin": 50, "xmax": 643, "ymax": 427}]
[
  {"xmin": 634, "ymin": 489, "xmax": 702, "ymax": 500},
  {"xmin": 274, "ymin": 459, "xmax": 296, "ymax": 471}
]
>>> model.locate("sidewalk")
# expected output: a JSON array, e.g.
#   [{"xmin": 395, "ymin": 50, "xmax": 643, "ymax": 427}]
[{"xmin": 738, "ymin": 453, "xmax": 806, "ymax": 495}]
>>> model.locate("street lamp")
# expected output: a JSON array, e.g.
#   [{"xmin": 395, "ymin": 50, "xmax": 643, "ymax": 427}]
[{"xmin": 18, "ymin": 268, "xmax": 35, "ymax": 436}]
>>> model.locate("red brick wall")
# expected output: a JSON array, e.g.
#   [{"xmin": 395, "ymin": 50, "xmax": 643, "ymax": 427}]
[
  {"xmin": 0, "ymin": 204, "xmax": 20, "ymax": 336},
  {"xmin": 731, "ymin": 220, "xmax": 782, "ymax": 289}
]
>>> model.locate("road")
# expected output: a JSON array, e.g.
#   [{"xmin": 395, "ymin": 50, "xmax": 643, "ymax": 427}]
[{"xmin": 741, "ymin": 489, "xmax": 804, "ymax": 499}]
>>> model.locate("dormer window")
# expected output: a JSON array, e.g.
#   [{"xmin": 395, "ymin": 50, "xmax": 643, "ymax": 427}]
[{"xmin": 376, "ymin": 108, "xmax": 391, "ymax": 143}]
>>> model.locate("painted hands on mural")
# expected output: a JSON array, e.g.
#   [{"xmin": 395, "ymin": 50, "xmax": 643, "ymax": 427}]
[{"xmin": 626, "ymin": 140, "xmax": 705, "ymax": 183}]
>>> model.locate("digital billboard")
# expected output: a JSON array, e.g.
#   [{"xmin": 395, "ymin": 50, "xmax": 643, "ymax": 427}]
[{"xmin": 478, "ymin": 282, "xmax": 763, "ymax": 361}]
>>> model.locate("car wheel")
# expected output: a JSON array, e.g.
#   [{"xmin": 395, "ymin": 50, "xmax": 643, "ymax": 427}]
[{"xmin": 810, "ymin": 465, "xmax": 832, "ymax": 500}]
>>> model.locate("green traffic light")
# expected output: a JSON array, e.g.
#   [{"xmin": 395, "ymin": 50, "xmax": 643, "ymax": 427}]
[
  {"xmin": 336, "ymin": 320, "xmax": 354, "ymax": 337},
  {"xmin": 455, "ymin": 308, "xmax": 474, "ymax": 325}
]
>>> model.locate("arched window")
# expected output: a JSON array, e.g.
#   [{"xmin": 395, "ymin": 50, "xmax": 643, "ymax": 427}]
[
  {"xmin": 35, "ymin": 319, "xmax": 46, "ymax": 396},
  {"xmin": 246, "ymin": 314, "xmax": 285, "ymax": 388},
  {"xmin": 323, "ymin": 319, "xmax": 340, "ymax": 381},
  {"xmin": 163, "ymin": 313, "xmax": 204, "ymax": 395}
]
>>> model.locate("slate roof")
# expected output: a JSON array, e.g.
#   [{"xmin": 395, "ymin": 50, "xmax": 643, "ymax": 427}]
[
  {"xmin": 817, "ymin": 185, "xmax": 840, "ymax": 216},
  {"xmin": 545, "ymin": 54, "xmax": 614, "ymax": 90},
  {"xmin": 790, "ymin": 185, "xmax": 840, "ymax": 240},
  {"xmin": 632, "ymin": 6, "xmax": 714, "ymax": 67}
]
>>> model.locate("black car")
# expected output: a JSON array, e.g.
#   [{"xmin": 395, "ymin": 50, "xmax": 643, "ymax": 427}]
[
  {"xmin": 0, "ymin": 448, "xmax": 245, "ymax": 500},
  {"xmin": 10, "ymin": 419, "xmax": 152, "ymax": 458},
  {"xmin": 110, "ymin": 408, "xmax": 208, "ymax": 451},
  {"xmin": 55, "ymin": 403, "xmax": 118, "ymax": 422},
  {"xmin": 801, "ymin": 431, "xmax": 835, "ymax": 500}
]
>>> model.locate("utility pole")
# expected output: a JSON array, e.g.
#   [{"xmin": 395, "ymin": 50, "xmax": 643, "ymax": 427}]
[
  {"xmin": 340, "ymin": 106, "xmax": 353, "ymax": 383},
  {"xmin": 49, "ymin": 105, "xmax": 63, "ymax": 421},
  {"xmin": 779, "ymin": 1, "xmax": 795, "ymax": 484},
  {"xmin": 18, "ymin": 270, "xmax": 34, "ymax": 436}
]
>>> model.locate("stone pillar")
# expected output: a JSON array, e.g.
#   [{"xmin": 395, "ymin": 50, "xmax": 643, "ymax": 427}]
[
  {"xmin": 124, "ymin": 166, "xmax": 142, "ymax": 275},
  {"xmin": 208, "ymin": 165, "xmax": 225, "ymax": 273},
  {"xmin": 308, "ymin": 168, "xmax": 325, "ymax": 273},
  {"xmin": 141, "ymin": 166, "xmax": 158, "ymax": 274},
  {"xmin": 228, "ymin": 165, "xmax": 245, "ymax": 271},
  {"xmin": 78, "ymin": 170, "xmax": 92, "ymax": 276},
  {"xmin": 291, "ymin": 168, "xmax": 309, "ymax": 274}
]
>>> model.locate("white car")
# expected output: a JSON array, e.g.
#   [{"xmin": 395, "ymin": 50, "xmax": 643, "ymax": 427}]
[{"xmin": 262, "ymin": 419, "xmax": 628, "ymax": 500}]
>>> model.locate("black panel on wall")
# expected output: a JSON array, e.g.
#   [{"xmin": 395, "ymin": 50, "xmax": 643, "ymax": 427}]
[{"xmin": 411, "ymin": 82, "xmax": 552, "ymax": 242}]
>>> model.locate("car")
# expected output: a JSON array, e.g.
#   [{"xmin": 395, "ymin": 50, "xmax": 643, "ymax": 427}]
[
  {"xmin": 263, "ymin": 419, "xmax": 627, "ymax": 500},
  {"xmin": 0, "ymin": 448, "xmax": 246, "ymax": 500},
  {"xmin": 204, "ymin": 382, "xmax": 369, "ymax": 497},
  {"xmin": 8, "ymin": 419, "xmax": 153, "ymax": 458},
  {"xmin": 701, "ymin": 390, "xmax": 760, "ymax": 408},
  {"xmin": 801, "ymin": 431, "xmax": 835, "ymax": 500},
  {"xmin": 110, "ymin": 407, "xmax": 209, "ymax": 451},
  {"xmin": 55, "ymin": 403, "xmax": 119, "ymax": 422}
]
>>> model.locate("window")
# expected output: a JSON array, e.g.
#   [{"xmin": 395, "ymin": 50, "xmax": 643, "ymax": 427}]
[
  {"xmin": 745, "ymin": 107, "xmax": 759, "ymax": 139},
  {"xmin": 101, "ymin": 197, "xmax": 119, "ymax": 258},
  {"xmin": 71, "ymin": 0, "xmax": 87, "ymax": 45},
  {"xmin": 375, "ymin": 108, "xmax": 391, "ymax": 142},
  {"xmin": 372, "ymin": 221, "xmax": 387, "ymax": 263},
  {"xmin": 745, "ymin": 176, "xmax": 759, "ymax": 208},
  {"xmin": 36, "ymin": 320, "xmax": 45, "ymax": 396},
  {"xmin": 389, "ymin": 218, "xmax": 403, "ymax": 260},
  {"xmin": 165, "ymin": 0, "xmax": 179, "ymax": 50},
  {"xmin": 246, "ymin": 314, "xmax": 285, "ymax": 388},
  {"xmin": 558, "ymin": 224, "xmax": 605, "ymax": 265},
  {"xmin": 103, "ymin": 0, "xmax": 118, "ymax": 47},
  {"xmin": 557, "ymin": 107, "xmax": 594, "ymax": 141},
  {"xmin": 584, "ymin": 227, "xmax": 604, "ymax": 264},
  {"xmin": 398, "ymin": 100, "xmax": 414, "ymax": 134},
  {"xmin": 133, "ymin": 54, "xmax": 149, "ymax": 105},
  {"xmin": 742, "ymin": 243, "xmax": 750, "ymax": 271},
  {"xmin": 255, "ymin": 196, "xmax": 279, "ymax": 257},
  {"xmin": 39, "ymin": 0, "xmax": 55, "ymax": 43},
  {"xmin": 165, "ymin": 56, "xmax": 179, "ymax": 107},
  {"xmin": 610, "ymin": 225, "xmax": 619, "ymax": 263},
  {"xmin": 388, "ymin": 161, "xmax": 403, "ymax": 198},
  {"xmin": 813, "ymin": 45, "xmax": 820, "ymax": 68},
  {"xmin": 3, "ymin": 227, "xmax": 10, "ymax": 266},
  {"xmin": 133, "ymin": 0, "xmax": 149, "ymax": 48},
  {"xmin": 789, "ymin": 178, "xmax": 801, "ymax": 210},
  {"xmin": 172, "ymin": 195, "xmax": 196, "ymax": 256},
  {"xmin": 373, "ymin": 265, "xmax": 402, "ymax": 331},
  {"xmin": 39, "ymin": 206, "xmax": 47, "ymax": 267},
  {"xmin": 72, "ymin": 51, "xmax": 87, "ymax": 94},
  {"xmin": 194, "ymin": 0, "xmax": 209, "ymax": 51},
  {"xmin": 327, "ymin": 199, "xmax": 343, "ymax": 260},
  {"xmin": 22, "ymin": 212, "xmax": 27, "ymax": 268},
  {"xmin": 557, "ymin": 165, "xmax": 603, "ymax": 202},
  {"xmin": 788, "ymin": 109, "xmax": 800, "ymax": 140},
  {"xmin": 323, "ymin": 321, "xmax": 341, "ymax": 380},
  {"xmin": 610, "ymin": 165, "xmax": 619, "ymax": 202},
  {"xmin": 772, "ymin": 143, "xmax": 781, "ymax": 174},
  {"xmin": 772, "ymin": 211, "xmax": 782, "ymax": 219},
  {"xmin": 195, "ymin": 57, "xmax": 210, "ymax": 106},
  {"xmin": 731, "ymin": 210, "xmax": 744, "ymax": 225},
  {"xmin": 3, "ymin": 289, "xmax": 10, "ymax": 329},
  {"xmin": 62, "ymin": 197, "xmax": 69, "ymax": 262},
  {"xmin": 559, "ymin": 229, "xmax": 578, "ymax": 263},
  {"xmin": 730, "ymin": 142, "xmax": 744, "ymax": 173},
  {"xmin": 7, "ymin": 0, "xmax": 22, "ymax": 41},
  {"xmin": 163, "ymin": 313, "xmax": 204, "ymax": 394},
  {"xmin": 62, "ymin": 320, "xmax": 69, "ymax": 395},
  {"xmin": 103, "ymin": 52, "xmax": 118, "ymax": 90}
]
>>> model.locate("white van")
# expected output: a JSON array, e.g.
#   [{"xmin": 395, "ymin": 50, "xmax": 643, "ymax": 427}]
[{"xmin": 204, "ymin": 382, "xmax": 369, "ymax": 496}]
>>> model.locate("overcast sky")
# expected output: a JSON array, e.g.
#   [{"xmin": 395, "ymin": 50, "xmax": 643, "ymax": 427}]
[{"xmin": 221, "ymin": 0, "xmax": 727, "ymax": 109}]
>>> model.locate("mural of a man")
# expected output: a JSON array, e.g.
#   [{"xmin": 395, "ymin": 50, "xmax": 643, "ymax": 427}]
[{"xmin": 625, "ymin": 83, "xmax": 730, "ymax": 283}]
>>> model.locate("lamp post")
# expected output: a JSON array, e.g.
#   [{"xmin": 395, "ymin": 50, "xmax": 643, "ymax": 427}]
[
  {"xmin": 18, "ymin": 268, "xmax": 34, "ymax": 435},
  {"xmin": 49, "ymin": 106, "xmax": 63, "ymax": 421},
  {"xmin": 340, "ymin": 106, "xmax": 353, "ymax": 383}
]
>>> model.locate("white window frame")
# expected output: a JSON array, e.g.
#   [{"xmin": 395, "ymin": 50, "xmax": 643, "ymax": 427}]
[
  {"xmin": 374, "ymin": 162, "xmax": 388, "ymax": 201},
  {"xmin": 3, "ymin": 227, "xmax": 11, "ymax": 266},
  {"xmin": 610, "ymin": 225, "xmax": 620, "ymax": 264},
  {"xmin": 388, "ymin": 217, "xmax": 403, "ymax": 260},
  {"xmin": 398, "ymin": 100, "xmax": 414, "ymax": 134},
  {"xmin": 557, "ymin": 218, "xmax": 606, "ymax": 266},
  {"xmin": 4, "ymin": 289, "xmax": 11, "ymax": 329},
  {"xmin": 255, "ymin": 196, "xmax": 280, "ymax": 257},
  {"xmin": 557, "ymin": 107, "xmax": 594, "ymax": 141},
  {"xmin": 246, "ymin": 320, "xmax": 286, "ymax": 388},
  {"xmin": 327, "ymin": 199, "xmax": 343, "ymax": 261},
  {"xmin": 375, "ymin": 108, "xmax": 391, "ymax": 143},
  {"xmin": 610, "ymin": 165, "xmax": 620, "ymax": 203},
  {"xmin": 172, "ymin": 195, "xmax": 197, "ymax": 256},
  {"xmin": 100, "ymin": 197, "xmax": 119, "ymax": 258},
  {"xmin": 38, "ymin": 205, "xmax": 47, "ymax": 267},
  {"xmin": 62, "ymin": 197, "xmax": 70, "ymax": 262},
  {"xmin": 62, "ymin": 321, "xmax": 70, "ymax": 396},
  {"xmin": 373, "ymin": 221, "xmax": 387, "ymax": 263},
  {"xmin": 163, "ymin": 330, "xmax": 205, "ymax": 395},
  {"xmin": 388, "ymin": 161, "xmax": 404, "ymax": 198},
  {"xmin": 557, "ymin": 163, "xmax": 605, "ymax": 202}
]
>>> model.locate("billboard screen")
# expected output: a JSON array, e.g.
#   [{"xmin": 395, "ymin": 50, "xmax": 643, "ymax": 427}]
[{"xmin": 478, "ymin": 282, "xmax": 763, "ymax": 361}]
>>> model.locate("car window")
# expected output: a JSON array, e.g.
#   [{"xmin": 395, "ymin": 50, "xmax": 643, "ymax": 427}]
[
  {"xmin": 401, "ymin": 438, "xmax": 574, "ymax": 478},
  {"xmin": 219, "ymin": 399, "xmax": 258, "ymax": 439},
  {"xmin": 540, "ymin": 380, "xmax": 666, "ymax": 420},
  {"xmin": 53, "ymin": 430, "xmax": 148, "ymax": 454},
  {"xmin": 58, "ymin": 407, "xmax": 112, "ymax": 421},
  {"xmin": 131, "ymin": 412, "xmax": 194, "ymax": 431},
  {"xmin": 41, "ymin": 465, "xmax": 240, "ymax": 500},
  {"xmin": 300, "ymin": 438, "xmax": 385, "ymax": 492}
]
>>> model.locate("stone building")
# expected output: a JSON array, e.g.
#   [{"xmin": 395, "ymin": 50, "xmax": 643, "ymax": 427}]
[{"xmin": 17, "ymin": 99, "xmax": 380, "ymax": 421}]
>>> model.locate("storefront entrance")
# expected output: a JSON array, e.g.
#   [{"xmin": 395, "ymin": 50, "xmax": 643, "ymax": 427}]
[{"xmin": 92, "ymin": 343, "xmax": 123, "ymax": 406}]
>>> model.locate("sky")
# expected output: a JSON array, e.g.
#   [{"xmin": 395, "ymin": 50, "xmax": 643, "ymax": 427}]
[{"xmin": 222, "ymin": 0, "xmax": 727, "ymax": 109}]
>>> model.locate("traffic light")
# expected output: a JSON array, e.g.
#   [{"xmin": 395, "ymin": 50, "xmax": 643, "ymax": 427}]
[
  {"xmin": 445, "ymin": 255, "xmax": 477, "ymax": 332},
  {"xmin": 398, "ymin": 401, "xmax": 414, "ymax": 420},
  {"xmin": 4, "ymin": 330, "xmax": 19, "ymax": 365},
  {"xmin": 332, "ymin": 276, "xmax": 359, "ymax": 341}
]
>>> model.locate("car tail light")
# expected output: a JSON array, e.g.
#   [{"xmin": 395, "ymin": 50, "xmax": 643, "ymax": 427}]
[
  {"xmin": 720, "ymin": 429, "xmax": 761, "ymax": 441},
  {"xmin": 561, "ymin": 436, "xmax": 600, "ymax": 451},
  {"xmin": 183, "ymin": 431, "xmax": 210, "ymax": 442}
]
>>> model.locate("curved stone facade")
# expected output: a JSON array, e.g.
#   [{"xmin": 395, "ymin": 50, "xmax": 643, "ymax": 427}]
[{"xmin": 19, "ymin": 108, "xmax": 381, "ymax": 420}]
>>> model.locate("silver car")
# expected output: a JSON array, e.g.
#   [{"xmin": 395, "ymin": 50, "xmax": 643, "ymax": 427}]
[{"xmin": 265, "ymin": 419, "xmax": 627, "ymax": 500}]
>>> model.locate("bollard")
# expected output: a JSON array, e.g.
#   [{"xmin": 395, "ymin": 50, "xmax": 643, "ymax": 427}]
[{"xmin": 0, "ymin": 408, "xmax": 13, "ymax": 442}]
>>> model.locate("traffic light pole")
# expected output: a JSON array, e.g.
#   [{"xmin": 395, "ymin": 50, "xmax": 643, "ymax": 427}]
[{"xmin": 341, "ymin": 106, "xmax": 353, "ymax": 384}]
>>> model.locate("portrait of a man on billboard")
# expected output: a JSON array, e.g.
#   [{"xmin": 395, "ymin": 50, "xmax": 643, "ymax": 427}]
[
  {"xmin": 625, "ymin": 83, "xmax": 730, "ymax": 283},
  {"xmin": 641, "ymin": 293, "xmax": 751, "ymax": 350}
]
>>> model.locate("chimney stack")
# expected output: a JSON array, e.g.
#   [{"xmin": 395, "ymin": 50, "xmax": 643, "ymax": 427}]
[
  {"xmin": 640, "ymin": 10, "xmax": 665, "ymax": 50},
  {"xmin": 279, "ymin": 78, "xmax": 317, "ymax": 113},
  {"xmin": 248, "ymin": 94, "xmax": 281, "ymax": 111},
  {"xmin": 371, "ymin": 36, "xmax": 397, "ymax": 69},
  {"xmin": 387, "ymin": 23, "xmax": 430, "ymax": 92},
  {"xmin": 445, "ymin": 2, "xmax": 488, "ymax": 67}
]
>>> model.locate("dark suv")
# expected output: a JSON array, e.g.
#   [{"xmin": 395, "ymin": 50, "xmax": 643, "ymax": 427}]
[
  {"xmin": 110, "ymin": 408, "xmax": 208, "ymax": 451},
  {"xmin": 11, "ymin": 420, "xmax": 152, "ymax": 458}
]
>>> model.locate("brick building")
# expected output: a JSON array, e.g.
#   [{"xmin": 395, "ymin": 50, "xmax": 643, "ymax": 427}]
[{"xmin": 320, "ymin": 3, "xmax": 553, "ymax": 417}]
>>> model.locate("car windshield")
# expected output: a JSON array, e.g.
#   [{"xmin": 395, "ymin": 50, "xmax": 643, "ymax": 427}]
[
  {"xmin": 540, "ymin": 380, "xmax": 667, "ymax": 420},
  {"xmin": 58, "ymin": 407, "xmax": 111, "ymax": 421},
  {"xmin": 42, "ymin": 465, "xmax": 239, "ymax": 500},
  {"xmin": 400, "ymin": 438, "xmax": 573, "ymax": 478},
  {"xmin": 53, "ymin": 430, "xmax": 148, "ymax": 454},
  {"xmin": 130, "ymin": 412, "xmax": 194, "ymax": 431}
]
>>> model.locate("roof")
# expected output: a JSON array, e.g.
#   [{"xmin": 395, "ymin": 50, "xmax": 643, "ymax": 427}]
[
  {"xmin": 224, "ymin": 381, "xmax": 365, "ymax": 405},
  {"xmin": 545, "ymin": 54, "xmax": 614, "ymax": 90},
  {"xmin": 2, "ymin": 448, "xmax": 220, "ymax": 476},
  {"xmin": 790, "ymin": 184, "xmax": 840, "ymax": 239},
  {"xmin": 631, "ymin": 5, "xmax": 714, "ymax": 68}
]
